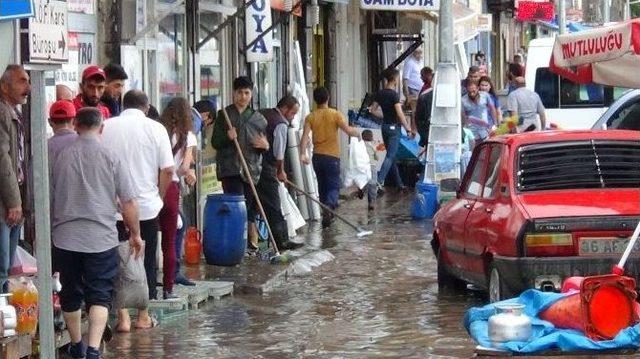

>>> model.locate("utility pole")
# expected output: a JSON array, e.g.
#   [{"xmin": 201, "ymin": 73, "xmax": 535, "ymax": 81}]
[
  {"xmin": 438, "ymin": 0, "xmax": 453, "ymax": 62},
  {"xmin": 558, "ymin": 0, "xmax": 566, "ymax": 34},
  {"xmin": 425, "ymin": 1, "xmax": 462, "ymax": 184},
  {"xmin": 604, "ymin": 0, "xmax": 611, "ymax": 22}
]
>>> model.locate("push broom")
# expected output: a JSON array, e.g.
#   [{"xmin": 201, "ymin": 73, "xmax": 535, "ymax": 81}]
[
  {"xmin": 220, "ymin": 108, "xmax": 291, "ymax": 263},
  {"xmin": 285, "ymin": 179, "xmax": 373, "ymax": 238}
]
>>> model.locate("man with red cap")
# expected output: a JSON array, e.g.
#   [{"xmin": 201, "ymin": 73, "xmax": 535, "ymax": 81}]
[
  {"xmin": 48, "ymin": 100, "xmax": 78, "ymax": 164},
  {"xmin": 72, "ymin": 66, "xmax": 111, "ymax": 119}
]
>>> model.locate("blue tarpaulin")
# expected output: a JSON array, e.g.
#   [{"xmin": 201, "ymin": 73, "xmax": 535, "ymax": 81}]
[{"xmin": 464, "ymin": 289, "xmax": 640, "ymax": 354}]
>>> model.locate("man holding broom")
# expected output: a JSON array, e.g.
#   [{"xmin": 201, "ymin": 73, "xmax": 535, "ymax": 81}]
[{"xmin": 211, "ymin": 76, "xmax": 269, "ymax": 251}]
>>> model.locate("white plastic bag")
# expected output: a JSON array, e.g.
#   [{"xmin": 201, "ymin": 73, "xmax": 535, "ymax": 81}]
[
  {"xmin": 113, "ymin": 241, "xmax": 149, "ymax": 310},
  {"xmin": 343, "ymin": 137, "xmax": 371, "ymax": 190},
  {"xmin": 10, "ymin": 247, "xmax": 37, "ymax": 276},
  {"xmin": 279, "ymin": 183, "xmax": 306, "ymax": 237}
]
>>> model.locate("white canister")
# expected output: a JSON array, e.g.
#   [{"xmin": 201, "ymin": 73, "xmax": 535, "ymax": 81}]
[{"xmin": 488, "ymin": 303, "xmax": 532, "ymax": 346}]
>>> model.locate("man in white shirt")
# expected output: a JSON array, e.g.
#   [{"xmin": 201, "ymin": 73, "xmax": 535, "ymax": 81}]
[
  {"xmin": 402, "ymin": 48, "xmax": 424, "ymax": 111},
  {"xmin": 101, "ymin": 89, "xmax": 175, "ymax": 332}
]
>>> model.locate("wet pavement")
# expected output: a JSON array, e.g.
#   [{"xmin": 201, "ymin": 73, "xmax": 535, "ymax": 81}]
[{"xmin": 103, "ymin": 192, "xmax": 488, "ymax": 358}]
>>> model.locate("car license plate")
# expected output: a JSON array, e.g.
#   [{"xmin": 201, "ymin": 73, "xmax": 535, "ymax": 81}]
[{"xmin": 579, "ymin": 237, "xmax": 640, "ymax": 256}]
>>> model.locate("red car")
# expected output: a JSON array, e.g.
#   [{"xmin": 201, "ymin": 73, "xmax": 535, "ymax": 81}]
[{"xmin": 432, "ymin": 130, "xmax": 640, "ymax": 302}]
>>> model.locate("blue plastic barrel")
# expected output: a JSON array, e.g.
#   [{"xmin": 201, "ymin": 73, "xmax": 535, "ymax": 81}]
[
  {"xmin": 203, "ymin": 194, "xmax": 248, "ymax": 266},
  {"xmin": 411, "ymin": 182, "xmax": 438, "ymax": 219}
]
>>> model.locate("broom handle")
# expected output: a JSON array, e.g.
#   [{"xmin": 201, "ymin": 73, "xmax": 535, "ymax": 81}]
[
  {"xmin": 221, "ymin": 108, "xmax": 280, "ymax": 255},
  {"xmin": 285, "ymin": 179, "xmax": 360, "ymax": 231},
  {"xmin": 616, "ymin": 219, "xmax": 640, "ymax": 272}
]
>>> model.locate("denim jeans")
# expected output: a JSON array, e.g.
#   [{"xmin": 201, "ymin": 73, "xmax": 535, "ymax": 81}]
[
  {"xmin": 377, "ymin": 124, "xmax": 404, "ymax": 187},
  {"xmin": 0, "ymin": 221, "xmax": 20, "ymax": 293},
  {"xmin": 312, "ymin": 154, "xmax": 341, "ymax": 210}
]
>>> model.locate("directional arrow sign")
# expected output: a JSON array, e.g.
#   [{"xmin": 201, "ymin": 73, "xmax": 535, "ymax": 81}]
[{"xmin": 27, "ymin": 0, "xmax": 69, "ymax": 63}]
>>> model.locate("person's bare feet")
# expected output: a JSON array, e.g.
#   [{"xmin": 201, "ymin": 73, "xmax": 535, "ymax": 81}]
[
  {"xmin": 134, "ymin": 312, "xmax": 157, "ymax": 329},
  {"xmin": 116, "ymin": 309, "xmax": 131, "ymax": 333},
  {"xmin": 115, "ymin": 321, "xmax": 130, "ymax": 333}
]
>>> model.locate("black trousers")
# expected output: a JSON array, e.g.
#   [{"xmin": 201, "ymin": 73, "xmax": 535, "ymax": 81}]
[
  {"xmin": 117, "ymin": 218, "xmax": 159, "ymax": 300},
  {"xmin": 256, "ymin": 175, "xmax": 289, "ymax": 247}
]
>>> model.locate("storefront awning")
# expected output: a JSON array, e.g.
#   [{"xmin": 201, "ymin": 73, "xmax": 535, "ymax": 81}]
[
  {"xmin": 417, "ymin": 2, "xmax": 478, "ymax": 43},
  {"xmin": 452, "ymin": 2, "xmax": 478, "ymax": 43}
]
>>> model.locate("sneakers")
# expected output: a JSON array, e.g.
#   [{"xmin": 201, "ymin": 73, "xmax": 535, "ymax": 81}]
[
  {"xmin": 68, "ymin": 341, "xmax": 87, "ymax": 359},
  {"xmin": 86, "ymin": 346, "xmax": 102, "ymax": 359},
  {"xmin": 175, "ymin": 274, "xmax": 196, "ymax": 286}
]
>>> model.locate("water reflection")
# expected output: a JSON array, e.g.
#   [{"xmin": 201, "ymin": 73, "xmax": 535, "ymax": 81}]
[{"xmin": 104, "ymin": 194, "xmax": 484, "ymax": 358}]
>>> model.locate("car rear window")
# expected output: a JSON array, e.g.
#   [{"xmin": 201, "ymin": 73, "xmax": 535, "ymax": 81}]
[{"xmin": 517, "ymin": 140, "xmax": 640, "ymax": 191}]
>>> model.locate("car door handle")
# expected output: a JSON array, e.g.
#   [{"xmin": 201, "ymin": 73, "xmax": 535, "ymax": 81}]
[
  {"xmin": 464, "ymin": 204, "xmax": 472, "ymax": 209},
  {"xmin": 485, "ymin": 208, "xmax": 493, "ymax": 214}
]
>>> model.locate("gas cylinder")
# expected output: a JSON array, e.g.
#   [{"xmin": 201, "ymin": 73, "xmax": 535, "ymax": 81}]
[{"xmin": 184, "ymin": 227, "xmax": 202, "ymax": 265}]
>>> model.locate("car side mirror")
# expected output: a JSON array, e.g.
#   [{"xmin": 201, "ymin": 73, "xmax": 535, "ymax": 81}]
[{"xmin": 440, "ymin": 178, "xmax": 461, "ymax": 193}]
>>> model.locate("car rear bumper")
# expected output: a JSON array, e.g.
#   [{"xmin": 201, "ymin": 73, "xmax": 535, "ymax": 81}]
[{"xmin": 493, "ymin": 255, "xmax": 640, "ymax": 294}]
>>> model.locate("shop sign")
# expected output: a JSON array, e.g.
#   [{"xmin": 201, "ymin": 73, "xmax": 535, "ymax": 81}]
[
  {"xmin": 360, "ymin": 0, "xmax": 439, "ymax": 12},
  {"xmin": 68, "ymin": 0, "xmax": 94, "ymax": 14},
  {"xmin": 477, "ymin": 13, "xmax": 492, "ymax": 32},
  {"xmin": 120, "ymin": 45, "xmax": 144, "ymax": 92},
  {"xmin": 245, "ymin": 0, "xmax": 273, "ymax": 63},
  {"xmin": 516, "ymin": 1, "xmax": 554, "ymax": 22},
  {"xmin": 0, "ymin": 0, "xmax": 35, "ymax": 20},
  {"xmin": 27, "ymin": 0, "xmax": 69, "ymax": 63}
]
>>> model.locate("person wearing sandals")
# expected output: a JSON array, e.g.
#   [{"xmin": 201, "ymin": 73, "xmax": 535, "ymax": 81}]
[
  {"xmin": 101, "ymin": 90, "xmax": 175, "ymax": 331},
  {"xmin": 159, "ymin": 97, "xmax": 198, "ymax": 298}
]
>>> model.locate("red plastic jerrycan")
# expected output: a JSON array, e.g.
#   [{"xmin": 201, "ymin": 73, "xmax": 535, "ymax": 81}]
[{"xmin": 184, "ymin": 227, "xmax": 202, "ymax": 265}]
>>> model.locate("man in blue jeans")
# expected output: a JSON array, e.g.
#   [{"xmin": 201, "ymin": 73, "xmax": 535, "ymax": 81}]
[
  {"xmin": 300, "ymin": 87, "xmax": 360, "ymax": 228},
  {"xmin": 0, "ymin": 65, "xmax": 31, "ymax": 292}
]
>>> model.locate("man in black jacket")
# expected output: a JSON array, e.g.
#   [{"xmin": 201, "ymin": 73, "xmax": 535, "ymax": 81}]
[{"xmin": 258, "ymin": 95, "xmax": 303, "ymax": 250}]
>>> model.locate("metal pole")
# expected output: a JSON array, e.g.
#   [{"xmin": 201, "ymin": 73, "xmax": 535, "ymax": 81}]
[
  {"xmin": 558, "ymin": 0, "xmax": 566, "ymax": 34},
  {"xmin": 30, "ymin": 70, "xmax": 55, "ymax": 358},
  {"xmin": 604, "ymin": 0, "xmax": 610, "ymax": 23},
  {"xmin": 438, "ymin": 0, "xmax": 453, "ymax": 63}
]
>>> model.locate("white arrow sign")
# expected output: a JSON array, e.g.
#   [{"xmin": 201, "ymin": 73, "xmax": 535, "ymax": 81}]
[{"xmin": 28, "ymin": 0, "xmax": 69, "ymax": 63}]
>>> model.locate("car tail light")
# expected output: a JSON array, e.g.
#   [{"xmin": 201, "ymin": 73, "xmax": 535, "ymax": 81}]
[{"xmin": 525, "ymin": 233, "xmax": 575, "ymax": 256}]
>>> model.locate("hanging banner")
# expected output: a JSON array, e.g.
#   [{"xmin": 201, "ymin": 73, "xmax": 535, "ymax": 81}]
[
  {"xmin": 360, "ymin": 0, "xmax": 439, "ymax": 12},
  {"xmin": 245, "ymin": 0, "xmax": 273, "ymax": 63}
]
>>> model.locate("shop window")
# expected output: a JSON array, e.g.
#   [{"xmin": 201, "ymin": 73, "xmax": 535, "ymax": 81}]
[{"xmin": 158, "ymin": 14, "xmax": 186, "ymax": 110}]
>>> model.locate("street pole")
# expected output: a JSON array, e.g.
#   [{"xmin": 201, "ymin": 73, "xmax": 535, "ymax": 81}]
[
  {"xmin": 29, "ymin": 69, "xmax": 55, "ymax": 359},
  {"xmin": 604, "ymin": 0, "xmax": 610, "ymax": 23},
  {"xmin": 438, "ymin": 0, "xmax": 453, "ymax": 63},
  {"xmin": 558, "ymin": 0, "xmax": 566, "ymax": 34},
  {"xmin": 426, "ymin": 1, "xmax": 462, "ymax": 184}
]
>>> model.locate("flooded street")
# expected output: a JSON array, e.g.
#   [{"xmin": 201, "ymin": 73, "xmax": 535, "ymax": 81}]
[{"xmin": 104, "ymin": 193, "xmax": 486, "ymax": 358}]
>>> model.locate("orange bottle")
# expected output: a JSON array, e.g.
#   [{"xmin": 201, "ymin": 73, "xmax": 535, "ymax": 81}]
[
  {"xmin": 11, "ymin": 278, "xmax": 38, "ymax": 336},
  {"xmin": 184, "ymin": 227, "xmax": 202, "ymax": 265}
]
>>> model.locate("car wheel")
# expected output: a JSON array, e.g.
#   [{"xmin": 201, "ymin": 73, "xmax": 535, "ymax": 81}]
[
  {"xmin": 437, "ymin": 250, "xmax": 466, "ymax": 291},
  {"xmin": 488, "ymin": 263, "xmax": 513, "ymax": 303}
]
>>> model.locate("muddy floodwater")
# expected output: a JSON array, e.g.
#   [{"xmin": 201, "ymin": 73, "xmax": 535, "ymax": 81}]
[{"xmin": 104, "ymin": 193, "xmax": 488, "ymax": 358}]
